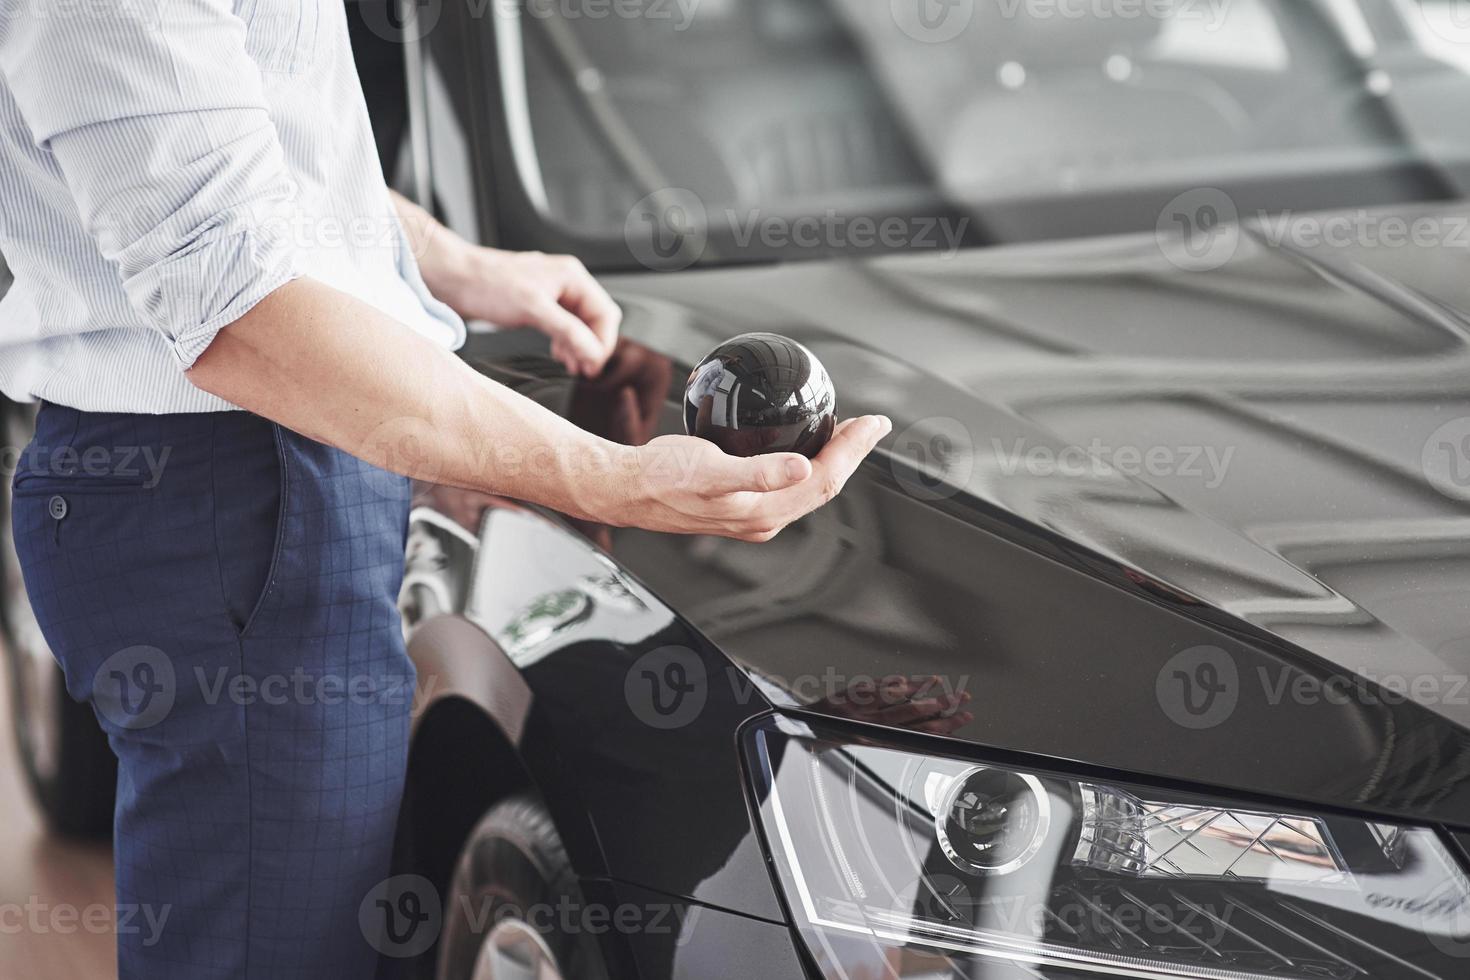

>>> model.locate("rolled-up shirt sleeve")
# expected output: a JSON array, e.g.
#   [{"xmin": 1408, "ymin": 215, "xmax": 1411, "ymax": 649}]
[{"xmin": 0, "ymin": 0, "xmax": 301, "ymax": 368}]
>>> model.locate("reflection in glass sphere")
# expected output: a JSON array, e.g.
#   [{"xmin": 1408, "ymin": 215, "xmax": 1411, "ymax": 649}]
[{"xmin": 683, "ymin": 332, "xmax": 836, "ymax": 458}]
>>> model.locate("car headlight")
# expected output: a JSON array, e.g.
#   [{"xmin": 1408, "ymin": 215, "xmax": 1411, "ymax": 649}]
[{"xmin": 746, "ymin": 717, "xmax": 1470, "ymax": 979}]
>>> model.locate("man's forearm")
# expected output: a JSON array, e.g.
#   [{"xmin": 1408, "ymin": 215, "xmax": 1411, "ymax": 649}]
[
  {"xmin": 187, "ymin": 276, "xmax": 889, "ymax": 541},
  {"xmin": 186, "ymin": 277, "xmax": 624, "ymax": 520}
]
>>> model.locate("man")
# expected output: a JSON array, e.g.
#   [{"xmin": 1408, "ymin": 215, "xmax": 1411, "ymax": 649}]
[{"xmin": 0, "ymin": 2, "xmax": 888, "ymax": 977}]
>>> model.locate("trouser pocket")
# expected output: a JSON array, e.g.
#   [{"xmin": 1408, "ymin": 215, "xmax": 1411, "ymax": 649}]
[
  {"xmin": 210, "ymin": 414, "xmax": 286, "ymax": 636},
  {"xmin": 10, "ymin": 407, "xmax": 287, "ymax": 692}
]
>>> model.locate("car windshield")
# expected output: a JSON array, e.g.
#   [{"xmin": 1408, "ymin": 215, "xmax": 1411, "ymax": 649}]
[{"xmin": 502, "ymin": 0, "xmax": 1470, "ymax": 264}]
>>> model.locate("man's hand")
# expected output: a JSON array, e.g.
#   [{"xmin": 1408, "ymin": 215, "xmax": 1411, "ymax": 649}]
[
  {"xmin": 438, "ymin": 248, "xmax": 620, "ymax": 377},
  {"xmin": 187, "ymin": 279, "xmax": 887, "ymax": 543},
  {"xmin": 597, "ymin": 417, "xmax": 893, "ymax": 542},
  {"xmin": 392, "ymin": 192, "xmax": 619, "ymax": 376}
]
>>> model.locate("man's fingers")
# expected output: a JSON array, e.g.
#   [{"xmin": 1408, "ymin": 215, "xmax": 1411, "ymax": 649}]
[
  {"xmin": 534, "ymin": 300, "xmax": 608, "ymax": 375},
  {"xmin": 701, "ymin": 414, "xmax": 889, "ymax": 535},
  {"xmin": 873, "ymin": 690, "xmax": 970, "ymax": 727},
  {"xmin": 641, "ymin": 415, "xmax": 887, "ymax": 541},
  {"xmin": 757, "ymin": 414, "xmax": 890, "ymax": 515},
  {"xmin": 913, "ymin": 710, "xmax": 974, "ymax": 735},
  {"xmin": 813, "ymin": 415, "xmax": 892, "ymax": 484},
  {"xmin": 696, "ymin": 449, "xmax": 812, "ymax": 496},
  {"xmin": 557, "ymin": 261, "xmax": 622, "ymax": 357},
  {"xmin": 548, "ymin": 338, "xmax": 579, "ymax": 377}
]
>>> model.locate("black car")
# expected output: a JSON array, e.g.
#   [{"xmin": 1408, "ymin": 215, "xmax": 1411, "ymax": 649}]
[{"xmin": 9, "ymin": 1, "xmax": 1470, "ymax": 978}]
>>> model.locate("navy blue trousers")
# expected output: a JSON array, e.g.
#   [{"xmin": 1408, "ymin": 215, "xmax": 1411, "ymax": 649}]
[{"xmin": 12, "ymin": 405, "xmax": 415, "ymax": 979}]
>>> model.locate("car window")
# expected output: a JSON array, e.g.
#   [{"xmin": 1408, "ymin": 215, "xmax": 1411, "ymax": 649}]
[
  {"xmin": 1151, "ymin": 0, "xmax": 1289, "ymax": 70},
  {"xmin": 492, "ymin": 0, "xmax": 1470, "ymax": 262}
]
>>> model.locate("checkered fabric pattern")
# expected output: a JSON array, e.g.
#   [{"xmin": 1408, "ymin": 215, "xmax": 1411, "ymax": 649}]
[{"xmin": 12, "ymin": 404, "xmax": 414, "ymax": 979}]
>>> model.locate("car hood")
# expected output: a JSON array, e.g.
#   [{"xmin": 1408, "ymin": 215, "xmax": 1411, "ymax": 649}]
[{"xmin": 599, "ymin": 201, "xmax": 1470, "ymax": 825}]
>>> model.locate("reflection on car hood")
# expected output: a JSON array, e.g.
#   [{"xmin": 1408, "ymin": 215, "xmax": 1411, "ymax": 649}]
[{"xmin": 608, "ymin": 201, "xmax": 1470, "ymax": 731}]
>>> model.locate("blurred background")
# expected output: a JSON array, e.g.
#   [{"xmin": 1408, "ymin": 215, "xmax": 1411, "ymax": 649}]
[{"xmin": 4, "ymin": 0, "xmax": 1470, "ymax": 977}]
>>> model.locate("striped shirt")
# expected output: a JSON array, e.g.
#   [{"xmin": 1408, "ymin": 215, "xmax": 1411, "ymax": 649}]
[{"xmin": 0, "ymin": 0, "xmax": 465, "ymax": 413}]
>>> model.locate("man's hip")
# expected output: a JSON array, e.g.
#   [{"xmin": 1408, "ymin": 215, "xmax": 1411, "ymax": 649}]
[{"xmin": 11, "ymin": 403, "xmax": 417, "ymax": 980}]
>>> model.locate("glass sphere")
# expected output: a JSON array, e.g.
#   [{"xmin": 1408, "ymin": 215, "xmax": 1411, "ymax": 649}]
[{"xmin": 683, "ymin": 332, "xmax": 836, "ymax": 458}]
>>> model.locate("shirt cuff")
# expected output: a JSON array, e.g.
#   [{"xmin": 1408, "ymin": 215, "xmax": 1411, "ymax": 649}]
[
  {"xmin": 123, "ymin": 221, "xmax": 303, "ymax": 371},
  {"xmin": 169, "ymin": 265, "xmax": 303, "ymax": 370}
]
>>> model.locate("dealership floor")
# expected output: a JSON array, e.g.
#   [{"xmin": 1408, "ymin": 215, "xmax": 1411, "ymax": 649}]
[{"xmin": 0, "ymin": 659, "xmax": 115, "ymax": 979}]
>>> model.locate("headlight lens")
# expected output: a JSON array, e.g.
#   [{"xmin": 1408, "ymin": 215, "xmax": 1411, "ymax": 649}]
[{"xmin": 748, "ymin": 718, "xmax": 1470, "ymax": 979}]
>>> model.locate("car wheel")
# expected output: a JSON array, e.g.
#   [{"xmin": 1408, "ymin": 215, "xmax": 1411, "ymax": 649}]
[
  {"xmin": 0, "ymin": 399, "xmax": 116, "ymax": 838},
  {"xmin": 437, "ymin": 794, "xmax": 611, "ymax": 980}
]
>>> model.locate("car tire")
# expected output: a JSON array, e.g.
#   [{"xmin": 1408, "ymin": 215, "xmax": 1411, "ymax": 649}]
[
  {"xmin": 0, "ymin": 398, "xmax": 116, "ymax": 839},
  {"xmin": 437, "ymin": 794, "xmax": 611, "ymax": 980}
]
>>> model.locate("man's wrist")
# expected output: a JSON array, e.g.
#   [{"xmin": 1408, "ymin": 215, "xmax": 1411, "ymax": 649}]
[
  {"xmin": 566, "ymin": 438, "xmax": 642, "ymax": 527},
  {"xmin": 417, "ymin": 238, "xmax": 484, "ymax": 316},
  {"xmin": 504, "ymin": 428, "xmax": 641, "ymax": 526},
  {"xmin": 390, "ymin": 189, "xmax": 482, "ymax": 315}
]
